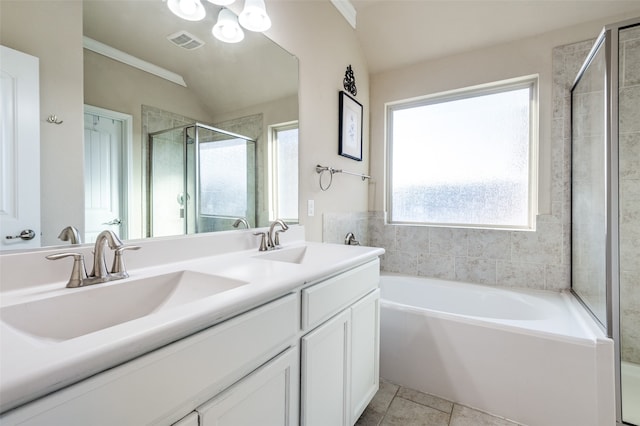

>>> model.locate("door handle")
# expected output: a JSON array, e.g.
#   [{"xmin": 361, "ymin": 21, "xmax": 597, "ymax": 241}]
[
  {"xmin": 102, "ymin": 218, "xmax": 122, "ymax": 226},
  {"xmin": 5, "ymin": 229, "xmax": 36, "ymax": 241}
]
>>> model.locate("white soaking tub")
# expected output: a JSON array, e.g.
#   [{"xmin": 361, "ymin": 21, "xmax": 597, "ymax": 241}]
[{"xmin": 379, "ymin": 273, "xmax": 615, "ymax": 426}]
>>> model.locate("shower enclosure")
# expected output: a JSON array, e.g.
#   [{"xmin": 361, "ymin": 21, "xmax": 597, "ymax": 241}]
[
  {"xmin": 571, "ymin": 17, "xmax": 640, "ymax": 426},
  {"xmin": 148, "ymin": 123, "xmax": 256, "ymax": 238}
]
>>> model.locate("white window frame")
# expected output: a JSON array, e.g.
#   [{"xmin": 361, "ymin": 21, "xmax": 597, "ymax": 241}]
[
  {"xmin": 385, "ymin": 75, "xmax": 539, "ymax": 230},
  {"xmin": 268, "ymin": 121, "xmax": 299, "ymax": 223}
]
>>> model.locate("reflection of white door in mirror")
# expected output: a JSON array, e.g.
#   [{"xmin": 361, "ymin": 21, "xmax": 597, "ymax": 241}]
[
  {"xmin": 0, "ymin": 46, "xmax": 41, "ymax": 251},
  {"xmin": 83, "ymin": 105, "xmax": 132, "ymax": 244}
]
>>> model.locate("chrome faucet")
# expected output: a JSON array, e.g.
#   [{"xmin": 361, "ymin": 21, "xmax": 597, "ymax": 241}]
[
  {"xmin": 232, "ymin": 217, "xmax": 250, "ymax": 229},
  {"xmin": 345, "ymin": 232, "xmax": 360, "ymax": 246},
  {"xmin": 46, "ymin": 229, "xmax": 140, "ymax": 288},
  {"xmin": 58, "ymin": 225, "xmax": 81, "ymax": 245},
  {"xmin": 90, "ymin": 230, "xmax": 123, "ymax": 280},
  {"xmin": 267, "ymin": 219, "xmax": 289, "ymax": 249}
]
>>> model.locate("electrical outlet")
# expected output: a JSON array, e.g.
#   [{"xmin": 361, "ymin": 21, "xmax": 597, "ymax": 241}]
[{"xmin": 308, "ymin": 200, "xmax": 315, "ymax": 217}]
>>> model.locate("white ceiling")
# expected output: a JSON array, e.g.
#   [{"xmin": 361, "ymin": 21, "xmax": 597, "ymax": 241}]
[
  {"xmin": 83, "ymin": 1, "xmax": 298, "ymax": 117},
  {"xmin": 351, "ymin": 0, "xmax": 640, "ymax": 73}
]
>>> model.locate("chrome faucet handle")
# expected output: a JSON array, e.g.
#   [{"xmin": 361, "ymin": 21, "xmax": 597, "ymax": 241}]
[
  {"xmin": 46, "ymin": 252, "xmax": 88, "ymax": 288},
  {"xmin": 110, "ymin": 245, "xmax": 141, "ymax": 278},
  {"xmin": 253, "ymin": 232, "xmax": 268, "ymax": 251}
]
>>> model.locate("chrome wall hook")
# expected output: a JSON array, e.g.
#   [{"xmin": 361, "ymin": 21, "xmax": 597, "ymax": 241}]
[{"xmin": 46, "ymin": 114, "xmax": 63, "ymax": 125}]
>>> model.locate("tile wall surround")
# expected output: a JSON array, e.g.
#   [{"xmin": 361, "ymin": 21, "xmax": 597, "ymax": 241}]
[
  {"xmin": 619, "ymin": 25, "xmax": 640, "ymax": 364},
  {"xmin": 323, "ymin": 39, "xmax": 597, "ymax": 293}
]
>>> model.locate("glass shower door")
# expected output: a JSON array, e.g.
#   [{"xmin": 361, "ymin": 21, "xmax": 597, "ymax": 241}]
[
  {"xmin": 148, "ymin": 126, "xmax": 188, "ymax": 237},
  {"xmin": 571, "ymin": 38, "xmax": 608, "ymax": 327}
]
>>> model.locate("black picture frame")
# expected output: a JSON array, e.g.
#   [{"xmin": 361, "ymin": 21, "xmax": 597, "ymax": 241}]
[{"xmin": 338, "ymin": 91, "xmax": 363, "ymax": 161}]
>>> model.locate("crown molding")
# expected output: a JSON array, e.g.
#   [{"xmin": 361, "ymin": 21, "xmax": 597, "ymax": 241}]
[
  {"xmin": 330, "ymin": 0, "xmax": 356, "ymax": 29},
  {"xmin": 83, "ymin": 36, "xmax": 187, "ymax": 87}
]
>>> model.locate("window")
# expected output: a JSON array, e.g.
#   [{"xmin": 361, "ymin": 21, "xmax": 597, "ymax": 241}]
[
  {"xmin": 269, "ymin": 122, "xmax": 299, "ymax": 222},
  {"xmin": 199, "ymin": 137, "xmax": 252, "ymax": 218},
  {"xmin": 387, "ymin": 76, "xmax": 538, "ymax": 229}
]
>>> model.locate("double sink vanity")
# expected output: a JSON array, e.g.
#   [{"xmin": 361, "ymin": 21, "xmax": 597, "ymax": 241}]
[{"xmin": 0, "ymin": 226, "xmax": 384, "ymax": 425}]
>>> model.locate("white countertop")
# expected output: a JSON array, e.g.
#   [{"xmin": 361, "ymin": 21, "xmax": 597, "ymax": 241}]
[{"xmin": 0, "ymin": 239, "xmax": 384, "ymax": 414}]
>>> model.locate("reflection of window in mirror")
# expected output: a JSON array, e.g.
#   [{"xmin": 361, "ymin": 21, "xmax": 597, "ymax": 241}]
[{"xmin": 269, "ymin": 122, "xmax": 299, "ymax": 223}]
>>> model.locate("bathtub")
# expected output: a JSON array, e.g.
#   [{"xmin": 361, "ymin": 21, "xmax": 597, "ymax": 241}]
[{"xmin": 379, "ymin": 273, "xmax": 615, "ymax": 426}]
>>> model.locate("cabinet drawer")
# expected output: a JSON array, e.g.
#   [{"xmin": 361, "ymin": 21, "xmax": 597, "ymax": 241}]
[
  {"xmin": 1, "ymin": 294, "xmax": 298, "ymax": 426},
  {"xmin": 301, "ymin": 259, "xmax": 379, "ymax": 331}
]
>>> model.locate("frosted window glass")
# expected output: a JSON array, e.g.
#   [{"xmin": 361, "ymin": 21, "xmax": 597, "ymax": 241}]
[
  {"xmin": 389, "ymin": 84, "xmax": 533, "ymax": 228},
  {"xmin": 199, "ymin": 138, "xmax": 249, "ymax": 217},
  {"xmin": 275, "ymin": 127, "xmax": 299, "ymax": 221}
]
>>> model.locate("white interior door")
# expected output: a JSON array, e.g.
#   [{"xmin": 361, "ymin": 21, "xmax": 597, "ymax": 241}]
[
  {"xmin": 83, "ymin": 108, "xmax": 128, "ymax": 243},
  {"xmin": 0, "ymin": 45, "xmax": 41, "ymax": 251}
]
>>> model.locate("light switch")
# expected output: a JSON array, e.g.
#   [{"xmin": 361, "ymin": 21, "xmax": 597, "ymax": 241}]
[{"xmin": 308, "ymin": 200, "xmax": 315, "ymax": 217}]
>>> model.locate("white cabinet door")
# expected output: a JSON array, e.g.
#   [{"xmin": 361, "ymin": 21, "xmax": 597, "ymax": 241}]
[
  {"xmin": 349, "ymin": 289, "xmax": 380, "ymax": 424},
  {"xmin": 197, "ymin": 347, "xmax": 299, "ymax": 426},
  {"xmin": 301, "ymin": 309, "xmax": 351, "ymax": 426}
]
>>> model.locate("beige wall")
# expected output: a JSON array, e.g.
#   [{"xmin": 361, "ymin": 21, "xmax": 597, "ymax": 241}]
[
  {"xmin": 369, "ymin": 11, "xmax": 640, "ymax": 215},
  {"xmin": 253, "ymin": 0, "xmax": 370, "ymax": 242},
  {"xmin": 1, "ymin": 1, "xmax": 84, "ymax": 246}
]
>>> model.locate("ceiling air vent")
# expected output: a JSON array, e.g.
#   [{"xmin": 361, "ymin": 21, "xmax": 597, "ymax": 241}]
[{"xmin": 167, "ymin": 31, "xmax": 204, "ymax": 50}]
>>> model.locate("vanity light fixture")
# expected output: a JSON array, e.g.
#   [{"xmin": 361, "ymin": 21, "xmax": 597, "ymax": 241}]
[
  {"xmin": 238, "ymin": 0, "xmax": 271, "ymax": 32},
  {"xmin": 168, "ymin": 0, "xmax": 272, "ymax": 43},
  {"xmin": 212, "ymin": 8, "xmax": 245, "ymax": 43},
  {"xmin": 167, "ymin": 0, "xmax": 206, "ymax": 21}
]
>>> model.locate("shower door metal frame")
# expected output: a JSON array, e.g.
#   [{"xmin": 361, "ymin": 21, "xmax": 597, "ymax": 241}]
[
  {"xmin": 570, "ymin": 16, "xmax": 640, "ymax": 426},
  {"xmin": 570, "ymin": 29, "xmax": 612, "ymax": 334}
]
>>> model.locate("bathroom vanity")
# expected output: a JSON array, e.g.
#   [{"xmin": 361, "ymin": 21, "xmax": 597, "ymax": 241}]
[{"xmin": 0, "ymin": 227, "xmax": 383, "ymax": 425}]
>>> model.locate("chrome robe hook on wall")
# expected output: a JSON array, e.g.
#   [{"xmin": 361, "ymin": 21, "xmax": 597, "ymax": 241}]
[{"xmin": 46, "ymin": 114, "xmax": 63, "ymax": 124}]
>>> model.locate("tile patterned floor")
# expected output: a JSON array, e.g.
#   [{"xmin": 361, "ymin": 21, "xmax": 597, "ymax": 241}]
[{"xmin": 356, "ymin": 380, "xmax": 525, "ymax": 426}]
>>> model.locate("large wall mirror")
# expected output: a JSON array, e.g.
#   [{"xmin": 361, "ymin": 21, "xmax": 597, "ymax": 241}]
[{"xmin": 1, "ymin": 0, "xmax": 298, "ymax": 251}]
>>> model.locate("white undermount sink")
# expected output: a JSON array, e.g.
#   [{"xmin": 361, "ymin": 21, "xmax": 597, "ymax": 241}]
[
  {"xmin": 253, "ymin": 245, "xmax": 308, "ymax": 264},
  {"xmin": 0, "ymin": 271, "xmax": 248, "ymax": 341}
]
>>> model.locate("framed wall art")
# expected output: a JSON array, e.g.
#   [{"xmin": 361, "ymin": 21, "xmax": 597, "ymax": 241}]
[{"xmin": 338, "ymin": 90, "xmax": 363, "ymax": 161}]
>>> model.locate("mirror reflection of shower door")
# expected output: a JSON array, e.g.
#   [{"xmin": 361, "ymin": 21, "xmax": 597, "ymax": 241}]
[
  {"xmin": 149, "ymin": 127, "xmax": 187, "ymax": 237},
  {"xmin": 196, "ymin": 125, "xmax": 256, "ymax": 233},
  {"xmin": 149, "ymin": 123, "xmax": 256, "ymax": 237},
  {"xmin": 83, "ymin": 108, "xmax": 129, "ymax": 244}
]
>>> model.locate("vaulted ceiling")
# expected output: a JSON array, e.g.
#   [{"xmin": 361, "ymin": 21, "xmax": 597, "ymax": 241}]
[{"xmin": 350, "ymin": 0, "xmax": 640, "ymax": 73}]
